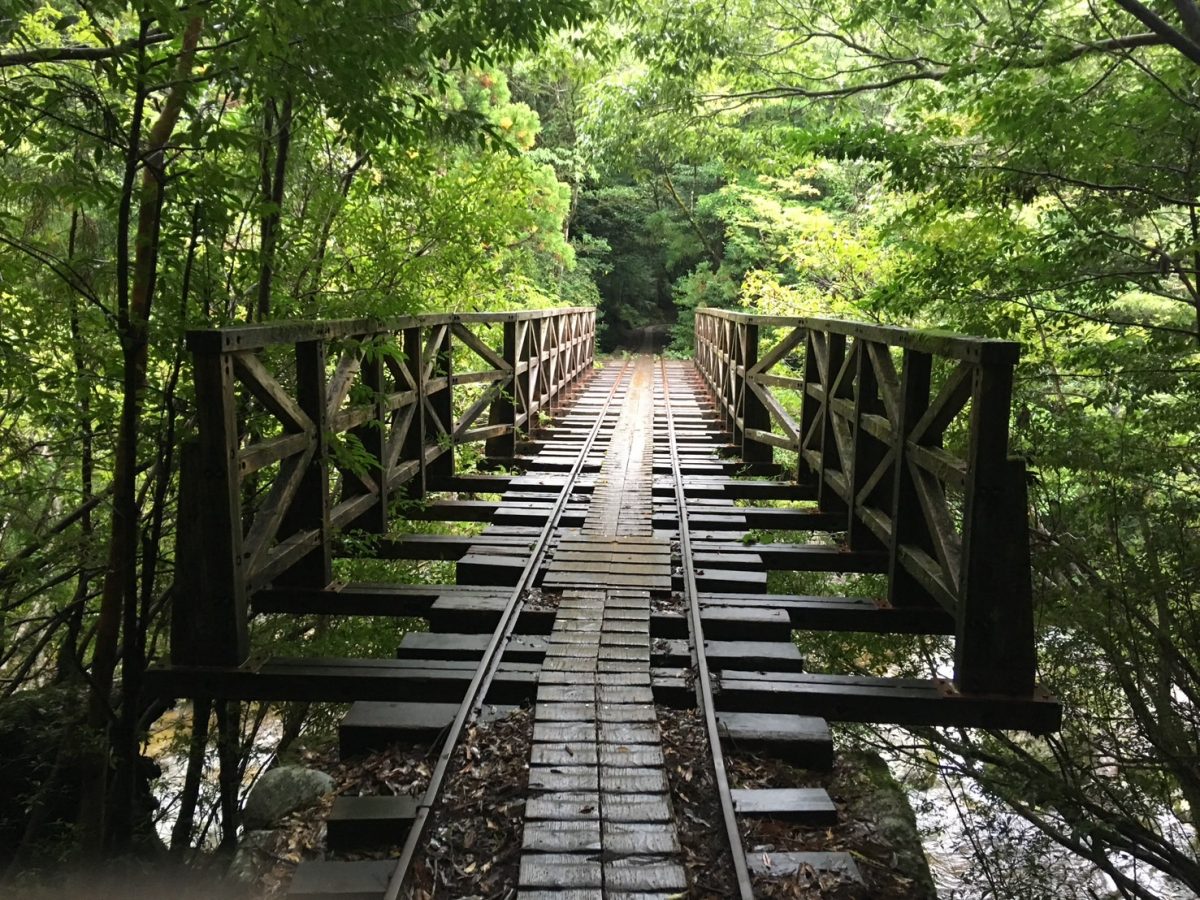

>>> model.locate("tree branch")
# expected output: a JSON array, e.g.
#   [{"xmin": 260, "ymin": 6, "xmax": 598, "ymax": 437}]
[
  {"xmin": 1112, "ymin": 0, "xmax": 1200, "ymax": 66},
  {"xmin": 709, "ymin": 31, "xmax": 1168, "ymax": 103},
  {"xmin": 0, "ymin": 32, "xmax": 171, "ymax": 70}
]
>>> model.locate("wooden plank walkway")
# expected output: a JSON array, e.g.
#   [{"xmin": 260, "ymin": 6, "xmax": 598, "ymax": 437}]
[{"xmin": 522, "ymin": 355, "xmax": 687, "ymax": 896}]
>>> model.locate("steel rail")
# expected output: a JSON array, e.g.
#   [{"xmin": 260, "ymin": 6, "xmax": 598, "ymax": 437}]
[
  {"xmin": 659, "ymin": 356, "xmax": 757, "ymax": 900},
  {"xmin": 383, "ymin": 355, "xmax": 634, "ymax": 899}
]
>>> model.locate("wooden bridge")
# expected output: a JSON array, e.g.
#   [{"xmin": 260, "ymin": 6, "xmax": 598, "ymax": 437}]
[{"xmin": 146, "ymin": 306, "xmax": 1060, "ymax": 897}]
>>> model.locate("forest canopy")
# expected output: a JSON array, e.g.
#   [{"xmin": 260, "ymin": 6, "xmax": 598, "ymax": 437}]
[{"xmin": 1, "ymin": 1, "xmax": 1199, "ymax": 897}]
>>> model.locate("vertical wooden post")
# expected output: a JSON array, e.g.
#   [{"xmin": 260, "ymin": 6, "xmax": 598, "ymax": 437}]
[
  {"xmin": 277, "ymin": 339, "xmax": 335, "ymax": 581},
  {"xmin": 848, "ymin": 341, "xmax": 886, "ymax": 550},
  {"xmin": 214, "ymin": 699, "xmax": 241, "ymax": 851},
  {"xmin": 518, "ymin": 321, "xmax": 532, "ymax": 439},
  {"xmin": 740, "ymin": 322, "xmax": 772, "ymax": 463},
  {"xmin": 428, "ymin": 326, "xmax": 454, "ymax": 480},
  {"xmin": 533, "ymin": 320, "xmax": 548, "ymax": 427},
  {"xmin": 887, "ymin": 350, "xmax": 935, "ymax": 609},
  {"xmin": 817, "ymin": 332, "xmax": 848, "ymax": 516},
  {"xmin": 723, "ymin": 324, "xmax": 734, "ymax": 429},
  {"xmin": 730, "ymin": 322, "xmax": 746, "ymax": 448},
  {"xmin": 797, "ymin": 330, "xmax": 820, "ymax": 487},
  {"xmin": 486, "ymin": 320, "xmax": 518, "ymax": 459},
  {"xmin": 175, "ymin": 353, "xmax": 247, "ymax": 666},
  {"xmin": 955, "ymin": 363, "xmax": 1035, "ymax": 695},
  {"xmin": 548, "ymin": 314, "xmax": 562, "ymax": 412},
  {"xmin": 725, "ymin": 321, "xmax": 738, "ymax": 436},
  {"xmin": 400, "ymin": 326, "xmax": 426, "ymax": 501},
  {"xmin": 584, "ymin": 310, "xmax": 595, "ymax": 371},
  {"xmin": 342, "ymin": 337, "xmax": 388, "ymax": 535}
]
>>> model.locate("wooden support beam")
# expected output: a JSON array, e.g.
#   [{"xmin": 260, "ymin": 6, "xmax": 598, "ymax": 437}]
[
  {"xmin": 740, "ymin": 321, "xmax": 773, "ymax": 463},
  {"xmin": 173, "ymin": 355, "xmax": 247, "ymax": 666},
  {"xmin": 486, "ymin": 320, "xmax": 518, "ymax": 459},
  {"xmin": 956, "ymin": 366, "xmax": 1035, "ymax": 696},
  {"xmin": 276, "ymin": 340, "xmax": 334, "ymax": 586}
]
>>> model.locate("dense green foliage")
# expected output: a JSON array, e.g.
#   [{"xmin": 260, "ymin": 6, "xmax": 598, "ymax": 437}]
[
  {"xmin": 2, "ymin": 1, "xmax": 1199, "ymax": 896},
  {"xmin": 0, "ymin": 0, "xmax": 596, "ymax": 864}
]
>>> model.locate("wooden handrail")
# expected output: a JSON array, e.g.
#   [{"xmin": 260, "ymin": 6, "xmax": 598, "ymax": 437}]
[
  {"xmin": 693, "ymin": 307, "xmax": 1035, "ymax": 697},
  {"xmin": 172, "ymin": 307, "xmax": 596, "ymax": 668},
  {"xmin": 185, "ymin": 307, "xmax": 595, "ymax": 353},
  {"xmin": 695, "ymin": 307, "xmax": 1019, "ymax": 364}
]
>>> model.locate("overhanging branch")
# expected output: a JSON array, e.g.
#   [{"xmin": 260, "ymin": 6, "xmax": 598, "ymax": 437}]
[
  {"xmin": 0, "ymin": 33, "xmax": 171, "ymax": 69},
  {"xmin": 1112, "ymin": 0, "xmax": 1200, "ymax": 66}
]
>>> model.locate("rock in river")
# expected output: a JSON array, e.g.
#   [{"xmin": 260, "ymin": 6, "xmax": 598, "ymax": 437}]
[{"xmin": 242, "ymin": 765, "xmax": 334, "ymax": 829}]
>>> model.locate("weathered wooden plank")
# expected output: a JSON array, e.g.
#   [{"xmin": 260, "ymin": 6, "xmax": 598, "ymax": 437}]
[
  {"xmin": 716, "ymin": 671, "xmax": 1062, "ymax": 732},
  {"xmin": 698, "ymin": 592, "xmax": 955, "ymax": 634},
  {"xmin": 603, "ymin": 859, "xmax": 688, "ymax": 892},
  {"xmin": 519, "ymin": 854, "xmax": 602, "ymax": 889},
  {"xmin": 747, "ymin": 851, "xmax": 863, "ymax": 883},
  {"xmin": 396, "ymin": 632, "xmax": 546, "ymax": 662},
  {"xmin": 287, "ymin": 860, "xmax": 396, "ymax": 899},
  {"xmin": 602, "ymin": 821, "xmax": 681, "ymax": 855},
  {"xmin": 694, "ymin": 543, "xmax": 889, "ymax": 573},
  {"xmin": 731, "ymin": 788, "xmax": 837, "ymax": 825},
  {"xmin": 521, "ymin": 819, "xmax": 602, "ymax": 853},
  {"xmin": 717, "ymin": 711, "xmax": 833, "ymax": 770},
  {"xmin": 326, "ymin": 795, "xmax": 417, "ymax": 849},
  {"xmin": 143, "ymin": 658, "xmax": 541, "ymax": 704}
]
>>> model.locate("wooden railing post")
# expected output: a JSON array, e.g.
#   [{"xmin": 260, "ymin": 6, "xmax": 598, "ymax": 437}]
[
  {"xmin": 277, "ymin": 339, "xmax": 335, "ymax": 581},
  {"xmin": 428, "ymin": 326, "xmax": 453, "ymax": 480},
  {"xmin": 587, "ymin": 309, "xmax": 596, "ymax": 369},
  {"xmin": 724, "ymin": 320, "xmax": 737, "ymax": 435},
  {"xmin": 401, "ymin": 325, "xmax": 426, "ymax": 500},
  {"xmin": 518, "ymin": 321, "xmax": 532, "ymax": 437},
  {"xmin": 797, "ymin": 329, "xmax": 820, "ymax": 488},
  {"xmin": 341, "ymin": 337, "xmax": 388, "ymax": 535},
  {"xmin": 817, "ymin": 332, "xmax": 848, "ymax": 516},
  {"xmin": 486, "ymin": 320, "xmax": 518, "ymax": 459},
  {"xmin": 956, "ymin": 363, "xmax": 1035, "ymax": 695},
  {"xmin": 548, "ymin": 314, "xmax": 562, "ymax": 411},
  {"xmin": 532, "ymin": 319, "xmax": 548, "ymax": 427},
  {"xmin": 740, "ymin": 322, "xmax": 773, "ymax": 463},
  {"xmin": 887, "ymin": 350, "xmax": 936, "ymax": 608},
  {"xmin": 848, "ymin": 340, "xmax": 887, "ymax": 550},
  {"xmin": 173, "ymin": 355, "xmax": 247, "ymax": 666}
]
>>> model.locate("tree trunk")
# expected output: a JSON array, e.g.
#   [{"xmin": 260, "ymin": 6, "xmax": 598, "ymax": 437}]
[
  {"xmin": 83, "ymin": 11, "xmax": 204, "ymax": 854},
  {"xmin": 170, "ymin": 697, "xmax": 211, "ymax": 856},
  {"xmin": 58, "ymin": 210, "xmax": 94, "ymax": 683},
  {"xmin": 215, "ymin": 700, "xmax": 241, "ymax": 853},
  {"xmin": 256, "ymin": 92, "xmax": 294, "ymax": 321}
]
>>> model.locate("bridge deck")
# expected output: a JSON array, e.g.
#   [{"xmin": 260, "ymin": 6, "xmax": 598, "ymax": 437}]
[
  {"xmin": 520, "ymin": 356, "xmax": 686, "ymax": 893},
  {"xmin": 149, "ymin": 307, "xmax": 1061, "ymax": 896}
]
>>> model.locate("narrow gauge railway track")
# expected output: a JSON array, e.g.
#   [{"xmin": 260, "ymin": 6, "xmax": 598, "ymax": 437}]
[
  {"xmin": 285, "ymin": 355, "xmax": 857, "ymax": 898},
  {"xmin": 383, "ymin": 355, "xmax": 636, "ymax": 897},
  {"xmin": 147, "ymin": 306, "xmax": 1057, "ymax": 898},
  {"xmin": 658, "ymin": 357, "xmax": 755, "ymax": 900}
]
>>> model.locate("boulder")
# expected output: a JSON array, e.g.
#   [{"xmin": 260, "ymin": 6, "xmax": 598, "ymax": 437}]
[{"xmin": 242, "ymin": 765, "xmax": 334, "ymax": 829}]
